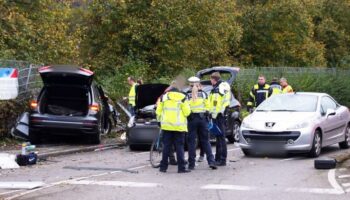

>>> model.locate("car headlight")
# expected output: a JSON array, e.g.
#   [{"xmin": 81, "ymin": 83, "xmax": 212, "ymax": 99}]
[
  {"xmin": 287, "ymin": 122, "xmax": 309, "ymax": 130},
  {"xmin": 241, "ymin": 121, "xmax": 253, "ymax": 129}
]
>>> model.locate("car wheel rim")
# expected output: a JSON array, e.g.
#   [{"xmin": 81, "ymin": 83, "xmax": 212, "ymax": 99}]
[
  {"xmin": 233, "ymin": 123, "xmax": 240, "ymax": 141},
  {"xmin": 315, "ymin": 133, "xmax": 321, "ymax": 155}
]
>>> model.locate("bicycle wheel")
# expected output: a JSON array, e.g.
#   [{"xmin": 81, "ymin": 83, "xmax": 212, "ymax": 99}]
[{"xmin": 150, "ymin": 133, "xmax": 162, "ymax": 168}]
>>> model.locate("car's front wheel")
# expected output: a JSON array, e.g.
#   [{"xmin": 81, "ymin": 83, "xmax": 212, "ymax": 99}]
[
  {"xmin": 308, "ymin": 130, "xmax": 322, "ymax": 158},
  {"xmin": 339, "ymin": 124, "xmax": 350, "ymax": 149},
  {"xmin": 242, "ymin": 149, "xmax": 252, "ymax": 156},
  {"xmin": 29, "ymin": 130, "xmax": 41, "ymax": 144}
]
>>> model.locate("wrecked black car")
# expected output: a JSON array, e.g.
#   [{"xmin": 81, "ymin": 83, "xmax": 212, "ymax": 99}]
[{"xmin": 13, "ymin": 65, "xmax": 114, "ymax": 144}]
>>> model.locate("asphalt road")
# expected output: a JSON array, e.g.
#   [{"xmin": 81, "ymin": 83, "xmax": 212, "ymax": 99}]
[{"xmin": 0, "ymin": 143, "xmax": 350, "ymax": 200}]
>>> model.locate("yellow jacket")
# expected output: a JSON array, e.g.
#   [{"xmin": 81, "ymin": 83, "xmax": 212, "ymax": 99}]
[
  {"xmin": 128, "ymin": 83, "xmax": 138, "ymax": 106},
  {"xmin": 156, "ymin": 90, "xmax": 191, "ymax": 132},
  {"xmin": 208, "ymin": 81, "xmax": 231, "ymax": 119},
  {"xmin": 186, "ymin": 90, "xmax": 209, "ymax": 113}
]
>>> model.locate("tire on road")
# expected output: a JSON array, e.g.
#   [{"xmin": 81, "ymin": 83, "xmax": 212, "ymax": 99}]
[
  {"xmin": 308, "ymin": 130, "xmax": 322, "ymax": 158},
  {"xmin": 339, "ymin": 124, "xmax": 350, "ymax": 149}
]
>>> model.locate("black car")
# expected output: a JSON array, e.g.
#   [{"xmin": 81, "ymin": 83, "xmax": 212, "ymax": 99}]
[
  {"xmin": 126, "ymin": 83, "xmax": 169, "ymax": 150},
  {"xmin": 14, "ymin": 65, "xmax": 112, "ymax": 144},
  {"xmin": 195, "ymin": 66, "xmax": 241, "ymax": 143}
]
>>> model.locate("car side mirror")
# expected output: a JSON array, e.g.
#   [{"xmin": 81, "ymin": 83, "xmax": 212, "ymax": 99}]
[{"xmin": 326, "ymin": 109, "xmax": 336, "ymax": 117}]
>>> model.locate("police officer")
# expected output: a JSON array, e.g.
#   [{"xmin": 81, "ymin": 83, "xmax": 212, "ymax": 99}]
[
  {"xmin": 208, "ymin": 72, "xmax": 231, "ymax": 166},
  {"xmin": 127, "ymin": 76, "xmax": 138, "ymax": 116},
  {"xmin": 156, "ymin": 80, "xmax": 191, "ymax": 173},
  {"xmin": 270, "ymin": 77, "xmax": 282, "ymax": 95},
  {"xmin": 247, "ymin": 75, "xmax": 272, "ymax": 112},
  {"xmin": 186, "ymin": 77, "xmax": 217, "ymax": 170},
  {"xmin": 280, "ymin": 77, "xmax": 294, "ymax": 93}
]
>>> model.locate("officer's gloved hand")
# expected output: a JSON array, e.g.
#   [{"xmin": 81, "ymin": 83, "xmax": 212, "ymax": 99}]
[{"xmin": 157, "ymin": 122, "xmax": 161, "ymax": 127}]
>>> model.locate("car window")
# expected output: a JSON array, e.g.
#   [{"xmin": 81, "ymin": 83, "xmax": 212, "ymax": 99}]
[
  {"xmin": 320, "ymin": 96, "xmax": 338, "ymax": 114},
  {"xmin": 256, "ymin": 94, "xmax": 318, "ymax": 112}
]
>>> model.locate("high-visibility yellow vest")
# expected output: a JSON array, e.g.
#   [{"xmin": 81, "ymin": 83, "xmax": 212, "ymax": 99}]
[
  {"xmin": 282, "ymin": 85, "xmax": 293, "ymax": 93},
  {"xmin": 247, "ymin": 84, "xmax": 271, "ymax": 108},
  {"xmin": 208, "ymin": 81, "xmax": 231, "ymax": 119},
  {"xmin": 270, "ymin": 84, "xmax": 282, "ymax": 95},
  {"xmin": 128, "ymin": 83, "xmax": 138, "ymax": 106},
  {"xmin": 186, "ymin": 91, "xmax": 208, "ymax": 113},
  {"xmin": 156, "ymin": 91, "xmax": 191, "ymax": 132}
]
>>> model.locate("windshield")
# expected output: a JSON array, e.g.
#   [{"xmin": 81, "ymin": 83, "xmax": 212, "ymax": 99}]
[{"xmin": 256, "ymin": 94, "xmax": 318, "ymax": 112}]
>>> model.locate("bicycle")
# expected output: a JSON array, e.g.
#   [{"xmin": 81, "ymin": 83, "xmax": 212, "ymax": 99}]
[{"xmin": 150, "ymin": 129, "xmax": 163, "ymax": 168}]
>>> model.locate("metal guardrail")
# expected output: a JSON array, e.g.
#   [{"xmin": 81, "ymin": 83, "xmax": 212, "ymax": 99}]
[{"xmin": 0, "ymin": 60, "xmax": 43, "ymax": 102}]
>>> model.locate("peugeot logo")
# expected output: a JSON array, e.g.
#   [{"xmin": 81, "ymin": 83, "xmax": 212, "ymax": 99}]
[{"xmin": 265, "ymin": 122, "xmax": 276, "ymax": 128}]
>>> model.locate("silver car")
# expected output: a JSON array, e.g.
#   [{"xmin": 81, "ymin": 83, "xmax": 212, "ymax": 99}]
[{"xmin": 239, "ymin": 92, "xmax": 350, "ymax": 157}]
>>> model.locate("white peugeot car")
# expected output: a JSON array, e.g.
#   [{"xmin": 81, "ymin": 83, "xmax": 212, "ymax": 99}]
[{"xmin": 239, "ymin": 92, "xmax": 350, "ymax": 157}]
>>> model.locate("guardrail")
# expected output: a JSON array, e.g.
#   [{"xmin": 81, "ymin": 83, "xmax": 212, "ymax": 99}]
[{"xmin": 0, "ymin": 60, "xmax": 42, "ymax": 102}]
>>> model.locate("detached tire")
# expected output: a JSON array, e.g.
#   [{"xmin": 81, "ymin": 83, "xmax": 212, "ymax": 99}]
[
  {"xmin": 339, "ymin": 124, "xmax": 350, "ymax": 149},
  {"xmin": 308, "ymin": 130, "xmax": 322, "ymax": 158}
]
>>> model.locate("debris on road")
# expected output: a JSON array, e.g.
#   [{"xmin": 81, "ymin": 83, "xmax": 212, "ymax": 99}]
[
  {"xmin": 314, "ymin": 157, "xmax": 337, "ymax": 169},
  {"xmin": 0, "ymin": 153, "xmax": 19, "ymax": 169}
]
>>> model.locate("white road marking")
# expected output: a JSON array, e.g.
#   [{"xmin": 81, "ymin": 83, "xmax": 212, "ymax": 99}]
[
  {"xmin": 67, "ymin": 180, "xmax": 161, "ymax": 188},
  {"xmin": 342, "ymin": 183, "xmax": 350, "ymax": 187},
  {"xmin": 346, "ymin": 188, "xmax": 350, "ymax": 193},
  {"xmin": 327, "ymin": 169, "xmax": 344, "ymax": 194},
  {"xmin": 280, "ymin": 158, "xmax": 296, "ymax": 162},
  {"xmin": 339, "ymin": 168, "xmax": 347, "ymax": 172},
  {"xmin": 285, "ymin": 187, "xmax": 344, "ymax": 195},
  {"xmin": 0, "ymin": 182, "xmax": 44, "ymax": 190},
  {"xmin": 4, "ymin": 164, "xmax": 149, "ymax": 200},
  {"xmin": 201, "ymin": 184, "xmax": 254, "ymax": 191},
  {"xmin": 338, "ymin": 175, "xmax": 350, "ymax": 179}
]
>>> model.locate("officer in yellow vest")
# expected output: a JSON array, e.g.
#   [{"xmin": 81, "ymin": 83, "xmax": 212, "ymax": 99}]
[
  {"xmin": 247, "ymin": 75, "xmax": 273, "ymax": 112},
  {"xmin": 208, "ymin": 72, "xmax": 231, "ymax": 166},
  {"xmin": 280, "ymin": 77, "xmax": 294, "ymax": 93},
  {"xmin": 186, "ymin": 77, "xmax": 217, "ymax": 170},
  {"xmin": 270, "ymin": 77, "xmax": 282, "ymax": 95},
  {"xmin": 156, "ymin": 81, "xmax": 191, "ymax": 173},
  {"xmin": 127, "ymin": 76, "xmax": 138, "ymax": 116}
]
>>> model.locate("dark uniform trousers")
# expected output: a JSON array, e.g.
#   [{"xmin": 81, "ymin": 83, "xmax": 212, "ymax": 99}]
[
  {"xmin": 160, "ymin": 131, "xmax": 186, "ymax": 172},
  {"xmin": 213, "ymin": 114, "xmax": 227, "ymax": 163},
  {"xmin": 187, "ymin": 114, "xmax": 215, "ymax": 168}
]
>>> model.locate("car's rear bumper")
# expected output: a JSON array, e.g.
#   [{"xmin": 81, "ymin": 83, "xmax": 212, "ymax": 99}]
[
  {"xmin": 30, "ymin": 114, "xmax": 98, "ymax": 135},
  {"xmin": 127, "ymin": 123, "xmax": 159, "ymax": 145}
]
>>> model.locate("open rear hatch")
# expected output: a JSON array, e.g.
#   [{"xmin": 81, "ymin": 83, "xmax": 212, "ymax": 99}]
[
  {"xmin": 196, "ymin": 66, "xmax": 239, "ymax": 86},
  {"xmin": 135, "ymin": 83, "xmax": 169, "ymax": 119},
  {"xmin": 38, "ymin": 65, "xmax": 94, "ymax": 116},
  {"xmin": 39, "ymin": 65, "xmax": 94, "ymax": 86}
]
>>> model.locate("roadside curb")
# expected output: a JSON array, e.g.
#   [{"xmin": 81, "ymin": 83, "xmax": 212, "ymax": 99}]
[{"xmin": 37, "ymin": 142, "xmax": 126, "ymax": 160}]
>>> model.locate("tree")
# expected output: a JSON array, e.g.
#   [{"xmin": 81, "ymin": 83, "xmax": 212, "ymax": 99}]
[
  {"xmin": 81, "ymin": 0, "xmax": 242, "ymax": 78},
  {"xmin": 236, "ymin": 0, "xmax": 326, "ymax": 67}
]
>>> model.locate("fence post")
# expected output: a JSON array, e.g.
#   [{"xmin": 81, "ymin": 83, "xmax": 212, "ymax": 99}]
[{"xmin": 25, "ymin": 64, "xmax": 33, "ymax": 92}]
